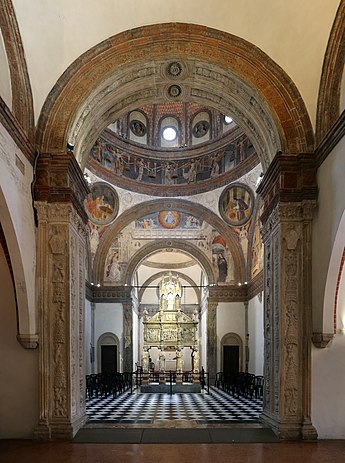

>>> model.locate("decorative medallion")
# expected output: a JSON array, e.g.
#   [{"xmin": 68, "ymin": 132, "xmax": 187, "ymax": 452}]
[
  {"xmin": 167, "ymin": 62, "xmax": 183, "ymax": 77},
  {"xmin": 193, "ymin": 120, "xmax": 210, "ymax": 138},
  {"xmin": 219, "ymin": 183, "xmax": 254, "ymax": 226},
  {"xmin": 130, "ymin": 120, "xmax": 147, "ymax": 137},
  {"xmin": 168, "ymin": 85, "xmax": 182, "ymax": 98},
  {"xmin": 84, "ymin": 182, "xmax": 119, "ymax": 225},
  {"xmin": 158, "ymin": 210, "xmax": 182, "ymax": 229}
]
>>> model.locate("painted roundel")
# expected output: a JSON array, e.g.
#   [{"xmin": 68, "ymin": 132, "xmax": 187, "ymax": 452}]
[
  {"xmin": 158, "ymin": 210, "xmax": 181, "ymax": 229},
  {"xmin": 219, "ymin": 183, "xmax": 254, "ymax": 226},
  {"xmin": 85, "ymin": 182, "xmax": 119, "ymax": 225}
]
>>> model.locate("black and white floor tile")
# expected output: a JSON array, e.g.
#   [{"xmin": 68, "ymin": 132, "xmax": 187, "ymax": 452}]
[{"xmin": 86, "ymin": 387, "xmax": 263, "ymax": 424}]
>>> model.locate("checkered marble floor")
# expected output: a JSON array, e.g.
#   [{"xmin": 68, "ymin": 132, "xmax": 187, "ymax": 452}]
[{"xmin": 86, "ymin": 387, "xmax": 263, "ymax": 424}]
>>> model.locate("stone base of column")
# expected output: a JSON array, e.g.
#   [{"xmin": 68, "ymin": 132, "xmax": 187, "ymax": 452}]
[
  {"xmin": 261, "ymin": 412, "xmax": 314, "ymax": 440},
  {"xmin": 301, "ymin": 420, "xmax": 318, "ymax": 441},
  {"xmin": 33, "ymin": 423, "xmax": 51, "ymax": 441},
  {"xmin": 159, "ymin": 372, "xmax": 166, "ymax": 384},
  {"xmin": 34, "ymin": 415, "xmax": 86, "ymax": 441}
]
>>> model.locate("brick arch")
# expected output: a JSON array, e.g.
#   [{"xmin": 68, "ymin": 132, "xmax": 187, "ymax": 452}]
[
  {"xmin": 0, "ymin": 0, "xmax": 34, "ymax": 141},
  {"xmin": 36, "ymin": 23, "xmax": 314, "ymax": 169},
  {"xmin": 93, "ymin": 198, "xmax": 245, "ymax": 284},
  {"xmin": 316, "ymin": 1, "xmax": 345, "ymax": 144},
  {"xmin": 124, "ymin": 240, "xmax": 216, "ymax": 286}
]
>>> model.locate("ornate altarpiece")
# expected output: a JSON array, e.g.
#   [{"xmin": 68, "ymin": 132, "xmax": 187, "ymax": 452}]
[{"xmin": 142, "ymin": 273, "xmax": 199, "ymax": 373}]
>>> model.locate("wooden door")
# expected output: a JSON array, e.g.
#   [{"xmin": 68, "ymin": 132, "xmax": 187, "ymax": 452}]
[
  {"xmin": 223, "ymin": 345, "xmax": 239, "ymax": 373},
  {"xmin": 101, "ymin": 345, "xmax": 117, "ymax": 373}
]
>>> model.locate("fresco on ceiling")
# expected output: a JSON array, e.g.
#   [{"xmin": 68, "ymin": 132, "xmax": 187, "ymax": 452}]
[
  {"xmin": 135, "ymin": 211, "xmax": 203, "ymax": 230},
  {"xmin": 219, "ymin": 183, "xmax": 254, "ymax": 227},
  {"xmin": 90, "ymin": 135, "xmax": 255, "ymax": 187},
  {"xmin": 85, "ymin": 182, "xmax": 119, "ymax": 225}
]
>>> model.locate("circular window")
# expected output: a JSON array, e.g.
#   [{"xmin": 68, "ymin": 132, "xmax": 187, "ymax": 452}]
[
  {"xmin": 162, "ymin": 127, "xmax": 177, "ymax": 141},
  {"xmin": 224, "ymin": 115, "xmax": 233, "ymax": 124},
  {"xmin": 193, "ymin": 120, "xmax": 210, "ymax": 138}
]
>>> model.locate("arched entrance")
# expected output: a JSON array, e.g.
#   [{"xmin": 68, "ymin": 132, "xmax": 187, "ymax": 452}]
[{"xmin": 33, "ymin": 23, "xmax": 316, "ymax": 440}]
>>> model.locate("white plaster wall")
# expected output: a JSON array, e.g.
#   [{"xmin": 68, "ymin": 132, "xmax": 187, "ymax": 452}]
[
  {"xmin": 248, "ymin": 294, "xmax": 264, "ymax": 375},
  {"xmin": 12, "ymin": 0, "xmax": 338, "ymax": 125},
  {"xmin": 0, "ymin": 246, "xmax": 38, "ymax": 438},
  {"xmin": 313, "ymin": 136, "xmax": 345, "ymax": 333},
  {"xmin": 312, "ymin": 337, "xmax": 345, "ymax": 438},
  {"xmin": 84, "ymin": 299, "xmax": 92, "ymax": 375},
  {"xmin": 0, "ymin": 29, "xmax": 12, "ymax": 109},
  {"xmin": 0, "ymin": 123, "xmax": 36, "ymax": 336},
  {"xmin": 132, "ymin": 309, "xmax": 139, "ymax": 368},
  {"xmin": 200, "ymin": 309, "xmax": 207, "ymax": 370},
  {"xmin": 217, "ymin": 302, "xmax": 245, "ymax": 371},
  {"xmin": 311, "ymin": 134, "xmax": 345, "ymax": 438},
  {"xmin": 94, "ymin": 302, "xmax": 123, "ymax": 372}
]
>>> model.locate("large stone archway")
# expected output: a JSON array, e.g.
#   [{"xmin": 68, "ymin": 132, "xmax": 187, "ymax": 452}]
[{"xmin": 32, "ymin": 23, "xmax": 318, "ymax": 441}]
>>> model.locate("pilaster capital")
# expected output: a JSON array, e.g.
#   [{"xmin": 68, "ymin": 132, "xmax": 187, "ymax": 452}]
[
  {"xmin": 257, "ymin": 151, "xmax": 317, "ymax": 226},
  {"xmin": 34, "ymin": 151, "xmax": 90, "ymax": 223}
]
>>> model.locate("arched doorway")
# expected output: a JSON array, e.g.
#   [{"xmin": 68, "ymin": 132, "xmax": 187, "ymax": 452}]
[
  {"xmin": 221, "ymin": 332, "xmax": 243, "ymax": 374},
  {"xmin": 97, "ymin": 332, "xmax": 120, "ymax": 373}
]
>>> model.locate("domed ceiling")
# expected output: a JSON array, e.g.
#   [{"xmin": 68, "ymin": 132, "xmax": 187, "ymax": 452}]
[{"xmin": 86, "ymin": 102, "xmax": 259, "ymax": 196}]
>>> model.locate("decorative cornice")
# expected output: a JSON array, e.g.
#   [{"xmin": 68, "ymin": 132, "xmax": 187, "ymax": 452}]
[
  {"xmin": 315, "ymin": 109, "xmax": 345, "ymax": 167},
  {"xmin": 34, "ymin": 152, "xmax": 90, "ymax": 223},
  {"xmin": 312, "ymin": 332, "xmax": 334, "ymax": 349},
  {"xmin": 257, "ymin": 151, "xmax": 317, "ymax": 226},
  {"xmin": 247, "ymin": 271, "xmax": 263, "ymax": 300},
  {"xmin": 86, "ymin": 283, "xmax": 133, "ymax": 302},
  {"xmin": 208, "ymin": 284, "xmax": 248, "ymax": 302},
  {"xmin": 0, "ymin": 97, "xmax": 35, "ymax": 164}
]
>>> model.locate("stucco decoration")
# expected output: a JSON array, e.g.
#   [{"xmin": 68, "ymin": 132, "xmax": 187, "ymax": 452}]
[
  {"xmin": 219, "ymin": 183, "xmax": 254, "ymax": 226},
  {"xmin": 84, "ymin": 182, "xmax": 119, "ymax": 225}
]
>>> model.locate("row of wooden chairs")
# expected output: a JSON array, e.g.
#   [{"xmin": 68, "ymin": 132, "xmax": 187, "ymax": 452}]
[
  {"xmin": 86, "ymin": 372, "xmax": 132, "ymax": 399},
  {"xmin": 215, "ymin": 372, "xmax": 264, "ymax": 399}
]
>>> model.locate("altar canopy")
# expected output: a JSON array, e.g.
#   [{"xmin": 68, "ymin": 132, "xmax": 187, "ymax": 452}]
[{"xmin": 142, "ymin": 273, "xmax": 199, "ymax": 373}]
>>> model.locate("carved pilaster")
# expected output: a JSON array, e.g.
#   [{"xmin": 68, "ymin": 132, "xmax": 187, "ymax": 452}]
[
  {"xmin": 257, "ymin": 152, "xmax": 317, "ymax": 440},
  {"xmin": 206, "ymin": 300, "xmax": 218, "ymax": 384},
  {"xmin": 34, "ymin": 201, "xmax": 88, "ymax": 440},
  {"xmin": 123, "ymin": 300, "xmax": 133, "ymax": 372},
  {"xmin": 259, "ymin": 200, "xmax": 317, "ymax": 440}
]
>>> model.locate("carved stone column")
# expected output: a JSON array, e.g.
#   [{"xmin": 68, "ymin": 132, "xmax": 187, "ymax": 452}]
[
  {"xmin": 123, "ymin": 300, "xmax": 133, "ymax": 372},
  {"xmin": 206, "ymin": 301, "xmax": 218, "ymax": 385},
  {"xmin": 257, "ymin": 152, "xmax": 318, "ymax": 440},
  {"xmin": 34, "ymin": 152, "xmax": 89, "ymax": 440},
  {"xmin": 34, "ymin": 202, "xmax": 88, "ymax": 440}
]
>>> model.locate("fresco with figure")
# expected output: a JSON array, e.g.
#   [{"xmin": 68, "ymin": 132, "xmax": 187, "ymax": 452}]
[
  {"xmin": 89, "ymin": 135, "xmax": 255, "ymax": 189},
  {"xmin": 135, "ymin": 211, "xmax": 203, "ymax": 230}
]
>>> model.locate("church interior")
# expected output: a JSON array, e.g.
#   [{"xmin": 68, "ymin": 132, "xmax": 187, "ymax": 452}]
[{"xmin": 1, "ymin": 0, "xmax": 345, "ymax": 460}]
